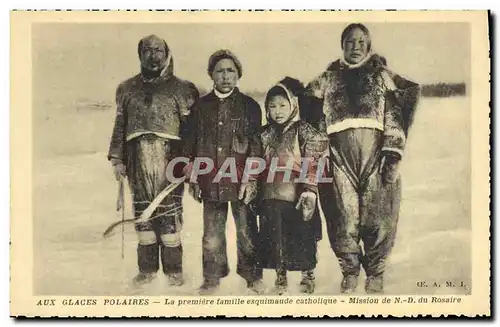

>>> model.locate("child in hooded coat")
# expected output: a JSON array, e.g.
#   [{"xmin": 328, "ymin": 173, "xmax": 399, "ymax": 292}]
[{"xmin": 255, "ymin": 77, "xmax": 328, "ymax": 294}]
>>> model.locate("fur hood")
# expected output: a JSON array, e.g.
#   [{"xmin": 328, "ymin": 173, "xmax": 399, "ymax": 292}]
[
  {"xmin": 326, "ymin": 53, "xmax": 388, "ymax": 73},
  {"xmin": 138, "ymin": 35, "xmax": 175, "ymax": 83}
]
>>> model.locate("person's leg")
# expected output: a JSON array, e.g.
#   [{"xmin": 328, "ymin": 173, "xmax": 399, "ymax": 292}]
[
  {"xmin": 199, "ymin": 201, "xmax": 229, "ymax": 294},
  {"xmin": 127, "ymin": 137, "xmax": 179, "ymax": 286},
  {"xmin": 133, "ymin": 222, "xmax": 159, "ymax": 285},
  {"xmin": 319, "ymin": 160, "xmax": 362, "ymax": 294},
  {"xmin": 360, "ymin": 171, "xmax": 402, "ymax": 294},
  {"xmin": 275, "ymin": 268, "xmax": 288, "ymax": 295},
  {"xmin": 156, "ymin": 187, "xmax": 184, "ymax": 286},
  {"xmin": 300, "ymin": 269, "xmax": 316, "ymax": 294},
  {"xmin": 231, "ymin": 200, "xmax": 265, "ymax": 294},
  {"xmin": 278, "ymin": 201, "xmax": 317, "ymax": 294}
]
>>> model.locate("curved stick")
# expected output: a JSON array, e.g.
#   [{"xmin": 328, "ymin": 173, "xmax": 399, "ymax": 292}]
[
  {"xmin": 103, "ymin": 182, "xmax": 182, "ymax": 238},
  {"xmin": 117, "ymin": 177, "xmax": 125, "ymax": 258}
]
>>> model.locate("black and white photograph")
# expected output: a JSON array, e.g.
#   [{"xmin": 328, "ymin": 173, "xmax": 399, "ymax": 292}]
[{"xmin": 10, "ymin": 10, "xmax": 490, "ymax": 317}]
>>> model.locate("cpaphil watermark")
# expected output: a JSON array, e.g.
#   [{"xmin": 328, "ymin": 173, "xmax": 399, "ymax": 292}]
[{"xmin": 166, "ymin": 156, "xmax": 333, "ymax": 184}]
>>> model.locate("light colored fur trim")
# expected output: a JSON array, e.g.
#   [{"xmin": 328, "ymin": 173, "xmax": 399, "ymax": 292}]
[
  {"xmin": 327, "ymin": 118, "xmax": 384, "ymax": 135},
  {"xmin": 160, "ymin": 232, "xmax": 182, "ymax": 247},
  {"xmin": 381, "ymin": 147, "xmax": 404, "ymax": 158},
  {"xmin": 381, "ymin": 70, "xmax": 397, "ymax": 91},
  {"xmin": 126, "ymin": 131, "xmax": 181, "ymax": 142},
  {"xmin": 340, "ymin": 51, "xmax": 374, "ymax": 69},
  {"xmin": 137, "ymin": 231, "xmax": 157, "ymax": 245}
]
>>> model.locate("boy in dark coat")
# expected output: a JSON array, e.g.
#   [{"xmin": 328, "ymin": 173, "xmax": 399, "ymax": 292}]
[{"xmin": 183, "ymin": 49, "xmax": 265, "ymax": 295}]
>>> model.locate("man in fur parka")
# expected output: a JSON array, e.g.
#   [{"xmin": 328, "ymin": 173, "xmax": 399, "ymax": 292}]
[
  {"xmin": 303, "ymin": 23, "xmax": 421, "ymax": 294},
  {"xmin": 108, "ymin": 35, "xmax": 199, "ymax": 287}
]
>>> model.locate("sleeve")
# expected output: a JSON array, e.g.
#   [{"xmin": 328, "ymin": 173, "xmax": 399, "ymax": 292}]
[
  {"xmin": 244, "ymin": 99, "xmax": 264, "ymax": 182},
  {"xmin": 181, "ymin": 100, "xmax": 199, "ymax": 162},
  {"xmin": 177, "ymin": 82, "xmax": 200, "ymax": 119},
  {"xmin": 107, "ymin": 83, "xmax": 128, "ymax": 163},
  {"xmin": 178, "ymin": 82, "xmax": 200, "ymax": 159},
  {"xmin": 305, "ymin": 72, "xmax": 328, "ymax": 100},
  {"xmin": 381, "ymin": 70, "xmax": 421, "ymax": 160},
  {"xmin": 299, "ymin": 123, "xmax": 329, "ymax": 194},
  {"xmin": 247, "ymin": 99, "xmax": 263, "ymax": 158},
  {"xmin": 172, "ymin": 100, "xmax": 200, "ymax": 181},
  {"xmin": 173, "ymin": 83, "xmax": 200, "ymax": 178},
  {"xmin": 302, "ymin": 73, "xmax": 328, "ymax": 133}
]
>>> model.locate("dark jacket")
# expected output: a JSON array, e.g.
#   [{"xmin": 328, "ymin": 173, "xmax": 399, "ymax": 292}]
[
  {"xmin": 108, "ymin": 59, "xmax": 200, "ymax": 163},
  {"xmin": 186, "ymin": 88, "xmax": 262, "ymax": 202}
]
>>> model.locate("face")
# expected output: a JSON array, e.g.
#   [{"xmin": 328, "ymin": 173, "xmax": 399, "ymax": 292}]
[
  {"xmin": 140, "ymin": 37, "xmax": 167, "ymax": 72},
  {"xmin": 343, "ymin": 28, "xmax": 370, "ymax": 64},
  {"xmin": 267, "ymin": 95, "xmax": 292, "ymax": 125},
  {"xmin": 211, "ymin": 58, "xmax": 239, "ymax": 93}
]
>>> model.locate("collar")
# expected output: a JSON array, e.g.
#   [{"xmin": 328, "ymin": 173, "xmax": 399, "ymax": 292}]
[
  {"xmin": 340, "ymin": 51, "xmax": 374, "ymax": 69},
  {"xmin": 214, "ymin": 87, "xmax": 235, "ymax": 99}
]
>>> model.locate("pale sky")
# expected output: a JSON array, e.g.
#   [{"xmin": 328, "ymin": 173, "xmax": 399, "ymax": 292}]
[{"xmin": 33, "ymin": 22, "xmax": 470, "ymax": 104}]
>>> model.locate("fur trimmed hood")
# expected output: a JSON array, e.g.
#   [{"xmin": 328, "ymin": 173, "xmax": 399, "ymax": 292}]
[{"xmin": 327, "ymin": 53, "xmax": 388, "ymax": 73}]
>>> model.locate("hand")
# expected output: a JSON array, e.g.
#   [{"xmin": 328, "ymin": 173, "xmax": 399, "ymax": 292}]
[
  {"xmin": 112, "ymin": 163, "xmax": 126, "ymax": 181},
  {"xmin": 295, "ymin": 191, "xmax": 317, "ymax": 221},
  {"xmin": 238, "ymin": 181, "xmax": 258, "ymax": 205},
  {"xmin": 182, "ymin": 161, "xmax": 195, "ymax": 180},
  {"xmin": 189, "ymin": 183, "xmax": 202, "ymax": 203},
  {"xmin": 380, "ymin": 154, "xmax": 400, "ymax": 184}
]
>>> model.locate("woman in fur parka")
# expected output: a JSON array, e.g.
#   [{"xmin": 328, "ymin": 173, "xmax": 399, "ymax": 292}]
[{"xmin": 303, "ymin": 23, "xmax": 421, "ymax": 294}]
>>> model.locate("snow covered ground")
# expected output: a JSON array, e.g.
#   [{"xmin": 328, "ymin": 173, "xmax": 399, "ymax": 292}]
[{"xmin": 33, "ymin": 97, "xmax": 471, "ymax": 296}]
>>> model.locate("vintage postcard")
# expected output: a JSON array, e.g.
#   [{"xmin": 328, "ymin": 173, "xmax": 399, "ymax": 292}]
[{"xmin": 10, "ymin": 10, "xmax": 490, "ymax": 318}]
